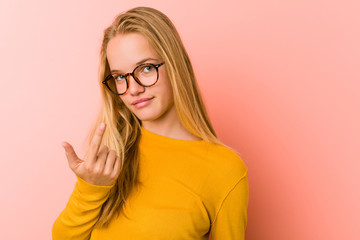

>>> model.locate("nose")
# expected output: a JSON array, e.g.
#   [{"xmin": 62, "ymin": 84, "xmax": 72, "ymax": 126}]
[{"xmin": 127, "ymin": 74, "xmax": 145, "ymax": 95}]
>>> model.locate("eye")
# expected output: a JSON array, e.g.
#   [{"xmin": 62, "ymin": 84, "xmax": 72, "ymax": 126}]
[
  {"xmin": 143, "ymin": 65, "xmax": 154, "ymax": 73},
  {"xmin": 114, "ymin": 74, "xmax": 126, "ymax": 81}
]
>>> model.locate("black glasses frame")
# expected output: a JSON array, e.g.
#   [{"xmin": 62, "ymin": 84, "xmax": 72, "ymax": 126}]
[{"xmin": 102, "ymin": 62, "xmax": 165, "ymax": 95}]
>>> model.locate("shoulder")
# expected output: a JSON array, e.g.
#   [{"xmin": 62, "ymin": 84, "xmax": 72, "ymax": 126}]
[
  {"xmin": 205, "ymin": 143, "xmax": 248, "ymax": 181},
  {"xmin": 200, "ymin": 143, "xmax": 248, "ymax": 221}
]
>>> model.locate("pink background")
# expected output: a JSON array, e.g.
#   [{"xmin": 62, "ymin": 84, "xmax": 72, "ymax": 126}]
[{"xmin": 1, "ymin": 0, "xmax": 359, "ymax": 239}]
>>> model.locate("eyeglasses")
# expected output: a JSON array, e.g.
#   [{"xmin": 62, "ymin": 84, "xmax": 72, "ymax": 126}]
[{"xmin": 102, "ymin": 62, "xmax": 165, "ymax": 95}]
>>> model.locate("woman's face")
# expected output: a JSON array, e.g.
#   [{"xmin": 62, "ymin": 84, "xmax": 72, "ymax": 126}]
[{"xmin": 106, "ymin": 33, "xmax": 176, "ymax": 125}]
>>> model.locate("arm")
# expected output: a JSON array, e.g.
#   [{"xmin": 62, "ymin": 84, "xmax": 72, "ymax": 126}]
[
  {"xmin": 52, "ymin": 176, "xmax": 114, "ymax": 240},
  {"xmin": 210, "ymin": 174, "xmax": 249, "ymax": 240},
  {"xmin": 53, "ymin": 123, "xmax": 120, "ymax": 239}
]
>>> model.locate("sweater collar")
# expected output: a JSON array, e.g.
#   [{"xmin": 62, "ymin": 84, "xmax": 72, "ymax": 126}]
[{"xmin": 140, "ymin": 126, "xmax": 206, "ymax": 147}]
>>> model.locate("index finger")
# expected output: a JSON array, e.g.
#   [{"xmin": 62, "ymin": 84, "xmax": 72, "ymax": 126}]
[{"xmin": 87, "ymin": 122, "xmax": 106, "ymax": 164}]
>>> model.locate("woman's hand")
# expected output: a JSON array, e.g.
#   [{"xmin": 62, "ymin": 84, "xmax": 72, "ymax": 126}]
[{"xmin": 61, "ymin": 123, "xmax": 121, "ymax": 186}]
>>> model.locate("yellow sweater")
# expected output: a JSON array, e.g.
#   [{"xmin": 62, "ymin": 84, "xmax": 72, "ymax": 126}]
[{"xmin": 53, "ymin": 127, "xmax": 249, "ymax": 239}]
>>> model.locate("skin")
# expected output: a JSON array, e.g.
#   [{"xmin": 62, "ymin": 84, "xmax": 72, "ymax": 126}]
[
  {"xmin": 62, "ymin": 32, "xmax": 201, "ymax": 186},
  {"xmin": 106, "ymin": 32, "xmax": 198, "ymax": 139},
  {"xmin": 62, "ymin": 123, "xmax": 120, "ymax": 186}
]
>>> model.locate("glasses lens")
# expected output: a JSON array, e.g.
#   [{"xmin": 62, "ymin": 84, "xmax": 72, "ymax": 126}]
[
  {"xmin": 106, "ymin": 75, "xmax": 127, "ymax": 94},
  {"xmin": 134, "ymin": 64, "xmax": 158, "ymax": 86}
]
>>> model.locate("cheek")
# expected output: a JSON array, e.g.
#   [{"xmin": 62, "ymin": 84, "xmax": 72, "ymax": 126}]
[
  {"xmin": 161, "ymin": 87, "xmax": 174, "ymax": 107},
  {"xmin": 119, "ymin": 96, "xmax": 130, "ymax": 107},
  {"xmin": 164, "ymin": 82, "xmax": 174, "ymax": 101},
  {"xmin": 159, "ymin": 75, "xmax": 173, "ymax": 99}
]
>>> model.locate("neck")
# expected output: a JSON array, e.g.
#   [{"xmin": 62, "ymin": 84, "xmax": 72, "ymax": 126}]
[{"xmin": 141, "ymin": 107, "xmax": 201, "ymax": 141}]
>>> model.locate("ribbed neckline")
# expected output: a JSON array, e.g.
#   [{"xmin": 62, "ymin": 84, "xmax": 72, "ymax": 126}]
[{"xmin": 140, "ymin": 126, "xmax": 206, "ymax": 146}]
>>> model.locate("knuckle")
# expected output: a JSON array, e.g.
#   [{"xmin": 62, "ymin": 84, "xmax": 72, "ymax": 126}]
[
  {"xmin": 93, "ymin": 165, "xmax": 103, "ymax": 174},
  {"xmin": 103, "ymin": 170, "xmax": 112, "ymax": 177},
  {"xmin": 96, "ymin": 129, "xmax": 102, "ymax": 136},
  {"xmin": 84, "ymin": 165, "xmax": 93, "ymax": 175},
  {"xmin": 91, "ymin": 144, "xmax": 99, "ymax": 153},
  {"xmin": 101, "ymin": 145, "xmax": 109, "ymax": 153},
  {"xmin": 112, "ymin": 165, "xmax": 120, "ymax": 176},
  {"xmin": 92, "ymin": 140, "xmax": 100, "ymax": 147},
  {"xmin": 109, "ymin": 173, "xmax": 118, "ymax": 181},
  {"xmin": 108, "ymin": 150, "xmax": 116, "ymax": 158},
  {"xmin": 111, "ymin": 172, "xmax": 119, "ymax": 180}
]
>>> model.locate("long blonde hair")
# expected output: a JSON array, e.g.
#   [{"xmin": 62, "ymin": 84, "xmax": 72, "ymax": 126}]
[{"xmin": 88, "ymin": 6, "xmax": 230, "ymax": 228}]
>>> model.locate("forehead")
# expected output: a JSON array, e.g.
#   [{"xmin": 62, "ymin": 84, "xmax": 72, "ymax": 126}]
[{"xmin": 106, "ymin": 33, "xmax": 160, "ymax": 71}]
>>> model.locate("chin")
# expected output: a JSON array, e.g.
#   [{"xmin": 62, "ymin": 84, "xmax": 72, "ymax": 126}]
[
  {"xmin": 137, "ymin": 116, "xmax": 161, "ymax": 123},
  {"xmin": 133, "ymin": 110, "xmax": 162, "ymax": 122},
  {"xmin": 129, "ymin": 102, "xmax": 173, "ymax": 123}
]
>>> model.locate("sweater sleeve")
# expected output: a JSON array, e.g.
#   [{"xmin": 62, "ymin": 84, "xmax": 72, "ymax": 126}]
[
  {"xmin": 210, "ymin": 172, "xmax": 249, "ymax": 240},
  {"xmin": 52, "ymin": 176, "xmax": 114, "ymax": 240}
]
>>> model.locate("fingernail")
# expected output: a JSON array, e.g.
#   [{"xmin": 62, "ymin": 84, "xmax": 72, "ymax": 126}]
[{"xmin": 99, "ymin": 122, "xmax": 105, "ymax": 130}]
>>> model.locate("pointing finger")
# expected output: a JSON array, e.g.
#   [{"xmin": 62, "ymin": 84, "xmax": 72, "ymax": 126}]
[{"xmin": 87, "ymin": 122, "xmax": 106, "ymax": 164}]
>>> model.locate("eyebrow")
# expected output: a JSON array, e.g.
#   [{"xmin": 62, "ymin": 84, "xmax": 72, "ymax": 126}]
[{"xmin": 110, "ymin": 57, "xmax": 159, "ymax": 74}]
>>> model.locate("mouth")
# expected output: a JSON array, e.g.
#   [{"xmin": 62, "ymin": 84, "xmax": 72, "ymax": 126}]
[
  {"xmin": 132, "ymin": 97, "xmax": 154, "ymax": 108},
  {"xmin": 132, "ymin": 97, "xmax": 154, "ymax": 105}
]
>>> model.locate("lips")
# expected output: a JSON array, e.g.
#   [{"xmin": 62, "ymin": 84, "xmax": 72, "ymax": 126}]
[{"xmin": 132, "ymin": 97, "xmax": 153, "ymax": 105}]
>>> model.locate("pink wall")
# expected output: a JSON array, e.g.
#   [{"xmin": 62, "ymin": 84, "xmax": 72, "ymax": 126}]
[{"xmin": 1, "ymin": 0, "xmax": 359, "ymax": 239}]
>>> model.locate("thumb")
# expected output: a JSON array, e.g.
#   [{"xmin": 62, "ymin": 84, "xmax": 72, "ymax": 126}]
[{"xmin": 62, "ymin": 141, "xmax": 82, "ymax": 170}]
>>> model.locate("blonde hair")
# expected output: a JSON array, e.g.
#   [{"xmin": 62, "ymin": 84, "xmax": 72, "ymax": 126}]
[{"xmin": 88, "ymin": 6, "xmax": 232, "ymax": 228}]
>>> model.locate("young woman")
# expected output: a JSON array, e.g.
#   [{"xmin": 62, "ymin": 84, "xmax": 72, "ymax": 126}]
[{"xmin": 53, "ymin": 6, "xmax": 249, "ymax": 240}]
